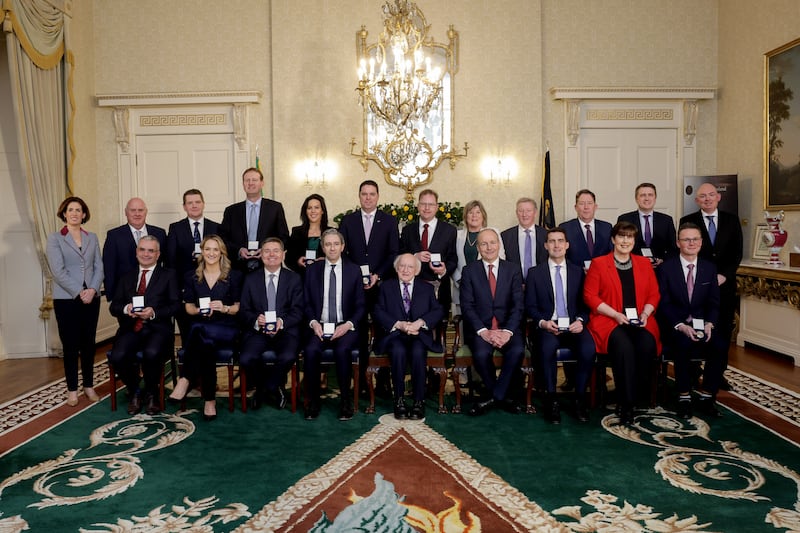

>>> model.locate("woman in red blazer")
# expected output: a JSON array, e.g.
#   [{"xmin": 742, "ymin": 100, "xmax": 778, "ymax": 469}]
[{"xmin": 584, "ymin": 221, "xmax": 660, "ymax": 425}]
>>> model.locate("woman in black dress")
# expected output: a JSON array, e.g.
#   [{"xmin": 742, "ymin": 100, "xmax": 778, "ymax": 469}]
[{"xmin": 286, "ymin": 194, "xmax": 331, "ymax": 277}]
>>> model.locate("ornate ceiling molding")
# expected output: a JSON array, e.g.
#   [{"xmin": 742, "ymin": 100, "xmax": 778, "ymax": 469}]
[
  {"xmin": 96, "ymin": 90, "xmax": 261, "ymax": 107},
  {"xmin": 550, "ymin": 87, "xmax": 716, "ymax": 100}
]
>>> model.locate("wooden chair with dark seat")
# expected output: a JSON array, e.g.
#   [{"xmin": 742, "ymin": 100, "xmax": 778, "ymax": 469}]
[
  {"xmin": 175, "ymin": 347, "xmax": 237, "ymax": 413},
  {"xmin": 364, "ymin": 319, "xmax": 449, "ymax": 415},
  {"xmin": 449, "ymin": 315, "xmax": 536, "ymax": 414},
  {"xmin": 239, "ymin": 351, "xmax": 298, "ymax": 413}
]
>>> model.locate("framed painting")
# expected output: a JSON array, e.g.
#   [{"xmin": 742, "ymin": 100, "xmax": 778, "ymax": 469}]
[
  {"xmin": 766, "ymin": 37, "xmax": 800, "ymax": 209},
  {"xmin": 751, "ymin": 224, "xmax": 771, "ymax": 260}
]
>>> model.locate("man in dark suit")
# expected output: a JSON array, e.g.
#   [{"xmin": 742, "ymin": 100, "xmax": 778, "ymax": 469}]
[
  {"xmin": 460, "ymin": 228, "xmax": 525, "ymax": 416},
  {"xmin": 657, "ymin": 222, "xmax": 725, "ymax": 418},
  {"xmin": 679, "ymin": 182, "xmax": 743, "ymax": 390},
  {"xmin": 617, "ymin": 183, "xmax": 677, "ymax": 265},
  {"xmin": 561, "ymin": 189, "xmax": 613, "ymax": 269},
  {"xmin": 501, "ymin": 197, "xmax": 548, "ymax": 280},
  {"xmin": 525, "ymin": 227, "xmax": 596, "ymax": 423},
  {"xmin": 103, "ymin": 197, "xmax": 167, "ymax": 302},
  {"xmin": 338, "ymin": 179, "xmax": 400, "ymax": 392},
  {"xmin": 166, "ymin": 189, "xmax": 220, "ymax": 344},
  {"xmin": 302, "ymin": 229, "xmax": 365, "ymax": 421},
  {"xmin": 400, "ymin": 189, "xmax": 457, "ymax": 316},
  {"xmin": 166, "ymin": 189, "xmax": 220, "ymax": 281},
  {"xmin": 238, "ymin": 237, "xmax": 304, "ymax": 410},
  {"xmin": 373, "ymin": 253, "xmax": 444, "ymax": 420},
  {"xmin": 108, "ymin": 236, "xmax": 179, "ymax": 415},
  {"xmin": 219, "ymin": 167, "xmax": 290, "ymax": 274}
]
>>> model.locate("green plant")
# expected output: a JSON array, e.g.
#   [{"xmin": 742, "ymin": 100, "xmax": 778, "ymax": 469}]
[{"xmin": 333, "ymin": 201, "xmax": 463, "ymax": 227}]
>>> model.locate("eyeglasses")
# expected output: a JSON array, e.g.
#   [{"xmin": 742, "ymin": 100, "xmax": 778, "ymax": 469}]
[{"xmin": 679, "ymin": 237, "xmax": 702, "ymax": 243}]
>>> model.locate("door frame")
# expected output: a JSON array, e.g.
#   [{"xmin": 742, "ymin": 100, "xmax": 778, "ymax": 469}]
[{"xmin": 552, "ymin": 87, "xmax": 715, "ymax": 219}]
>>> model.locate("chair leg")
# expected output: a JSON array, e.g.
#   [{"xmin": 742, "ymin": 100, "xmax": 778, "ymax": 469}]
[
  {"xmin": 435, "ymin": 367, "xmax": 447, "ymax": 414},
  {"xmin": 451, "ymin": 367, "xmax": 466, "ymax": 414},
  {"xmin": 227, "ymin": 365, "xmax": 235, "ymax": 412},
  {"xmin": 159, "ymin": 367, "xmax": 166, "ymax": 411},
  {"xmin": 290, "ymin": 363, "xmax": 298, "ymax": 414},
  {"xmin": 109, "ymin": 363, "xmax": 117, "ymax": 411},
  {"xmin": 365, "ymin": 366, "xmax": 377, "ymax": 414},
  {"xmin": 524, "ymin": 367, "xmax": 536, "ymax": 414},
  {"xmin": 239, "ymin": 368, "xmax": 248, "ymax": 413},
  {"xmin": 169, "ymin": 350, "xmax": 178, "ymax": 387},
  {"xmin": 352, "ymin": 362, "xmax": 360, "ymax": 414},
  {"xmin": 589, "ymin": 366, "xmax": 597, "ymax": 408}
]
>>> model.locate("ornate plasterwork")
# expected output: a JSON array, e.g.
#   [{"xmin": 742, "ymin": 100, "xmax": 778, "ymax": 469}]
[
  {"xmin": 139, "ymin": 113, "xmax": 226, "ymax": 127},
  {"xmin": 737, "ymin": 265, "xmax": 800, "ymax": 310},
  {"xmin": 112, "ymin": 108, "xmax": 129, "ymax": 153},
  {"xmin": 586, "ymin": 108, "xmax": 673, "ymax": 121}
]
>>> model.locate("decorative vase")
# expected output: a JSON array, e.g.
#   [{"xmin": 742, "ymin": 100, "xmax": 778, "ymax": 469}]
[{"xmin": 762, "ymin": 210, "xmax": 788, "ymax": 265}]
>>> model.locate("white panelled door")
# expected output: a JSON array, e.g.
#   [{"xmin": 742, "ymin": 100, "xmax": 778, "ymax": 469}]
[
  {"xmin": 580, "ymin": 128, "xmax": 677, "ymax": 222},
  {"xmin": 135, "ymin": 133, "xmax": 237, "ymax": 227}
]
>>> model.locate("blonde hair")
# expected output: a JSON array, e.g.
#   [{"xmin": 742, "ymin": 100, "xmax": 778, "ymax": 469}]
[{"xmin": 195, "ymin": 235, "xmax": 232, "ymax": 283}]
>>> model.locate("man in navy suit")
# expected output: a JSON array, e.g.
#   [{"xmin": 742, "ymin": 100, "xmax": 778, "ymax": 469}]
[
  {"xmin": 501, "ymin": 197, "xmax": 548, "ymax": 280},
  {"xmin": 460, "ymin": 228, "xmax": 525, "ymax": 416},
  {"xmin": 679, "ymin": 182, "xmax": 743, "ymax": 390},
  {"xmin": 617, "ymin": 183, "xmax": 677, "ymax": 265},
  {"xmin": 302, "ymin": 229, "xmax": 365, "ymax": 421},
  {"xmin": 657, "ymin": 222, "xmax": 725, "ymax": 418},
  {"xmin": 561, "ymin": 189, "xmax": 612, "ymax": 269},
  {"xmin": 219, "ymin": 167, "xmax": 290, "ymax": 274},
  {"xmin": 373, "ymin": 253, "xmax": 444, "ymax": 420},
  {"xmin": 400, "ymin": 189, "xmax": 457, "ymax": 317},
  {"xmin": 166, "ymin": 189, "xmax": 220, "ymax": 281},
  {"xmin": 103, "ymin": 197, "xmax": 167, "ymax": 302},
  {"xmin": 108, "ymin": 236, "xmax": 179, "ymax": 415},
  {"xmin": 238, "ymin": 237, "xmax": 304, "ymax": 410},
  {"xmin": 338, "ymin": 180, "xmax": 400, "ymax": 392},
  {"xmin": 525, "ymin": 227, "xmax": 596, "ymax": 423},
  {"xmin": 166, "ymin": 189, "xmax": 220, "ymax": 343}
]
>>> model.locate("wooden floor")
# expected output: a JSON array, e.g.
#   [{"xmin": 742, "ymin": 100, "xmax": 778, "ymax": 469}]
[{"xmin": 1, "ymin": 340, "xmax": 799, "ymax": 406}]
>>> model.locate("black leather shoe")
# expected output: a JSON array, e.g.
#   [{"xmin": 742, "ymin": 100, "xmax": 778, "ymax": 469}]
[
  {"xmin": 393, "ymin": 398, "xmax": 408, "ymax": 420},
  {"xmin": 304, "ymin": 404, "xmax": 320, "ymax": 420},
  {"xmin": 575, "ymin": 397, "xmax": 589, "ymax": 423},
  {"xmin": 145, "ymin": 394, "xmax": 160, "ymax": 416},
  {"xmin": 468, "ymin": 398, "xmax": 495, "ymax": 417},
  {"xmin": 618, "ymin": 405, "xmax": 634, "ymax": 426},
  {"xmin": 275, "ymin": 388, "xmax": 287, "ymax": 410},
  {"xmin": 501, "ymin": 398, "xmax": 523, "ymax": 415},
  {"xmin": 409, "ymin": 401, "xmax": 425, "ymax": 420},
  {"xmin": 338, "ymin": 402, "xmax": 354, "ymax": 421},
  {"xmin": 127, "ymin": 393, "xmax": 142, "ymax": 415},
  {"xmin": 676, "ymin": 399, "xmax": 692, "ymax": 419},
  {"xmin": 546, "ymin": 398, "xmax": 561, "ymax": 424},
  {"xmin": 698, "ymin": 398, "xmax": 723, "ymax": 418}
]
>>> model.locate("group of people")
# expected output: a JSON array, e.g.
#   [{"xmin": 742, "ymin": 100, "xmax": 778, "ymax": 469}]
[{"xmin": 46, "ymin": 168, "xmax": 741, "ymax": 426}]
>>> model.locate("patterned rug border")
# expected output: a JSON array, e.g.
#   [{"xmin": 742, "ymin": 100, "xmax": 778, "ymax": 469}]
[
  {"xmin": 234, "ymin": 418, "xmax": 566, "ymax": 532},
  {"xmin": 725, "ymin": 367, "xmax": 800, "ymax": 428}
]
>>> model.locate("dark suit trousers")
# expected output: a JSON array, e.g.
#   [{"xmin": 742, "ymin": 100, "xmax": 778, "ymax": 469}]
[
  {"xmin": 183, "ymin": 322, "xmax": 239, "ymax": 400},
  {"xmin": 607, "ymin": 325, "xmax": 657, "ymax": 407},
  {"xmin": 664, "ymin": 329, "xmax": 725, "ymax": 395},
  {"xmin": 54, "ymin": 297, "xmax": 101, "ymax": 390},
  {"xmin": 303, "ymin": 330, "xmax": 358, "ymax": 405},
  {"xmin": 239, "ymin": 331, "xmax": 299, "ymax": 392},
  {"xmin": 537, "ymin": 329, "xmax": 595, "ymax": 394},
  {"xmin": 109, "ymin": 324, "xmax": 173, "ymax": 397},
  {"xmin": 469, "ymin": 333, "xmax": 524, "ymax": 401},
  {"xmin": 385, "ymin": 335, "xmax": 428, "ymax": 401},
  {"xmin": 357, "ymin": 285, "xmax": 380, "ymax": 380}
]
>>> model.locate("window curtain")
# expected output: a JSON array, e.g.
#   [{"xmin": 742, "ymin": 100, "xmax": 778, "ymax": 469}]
[{"xmin": 3, "ymin": 0, "xmax": 74, "ymax": 319}]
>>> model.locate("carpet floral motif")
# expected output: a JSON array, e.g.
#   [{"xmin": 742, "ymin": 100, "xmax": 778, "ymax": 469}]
[
  {"xmin": 0, "ymin": 413, "xmax": 194, "ymax": 510},
  {"xmin": 602, "ymin": 408, "xmax": 800, "ymax": 530}
]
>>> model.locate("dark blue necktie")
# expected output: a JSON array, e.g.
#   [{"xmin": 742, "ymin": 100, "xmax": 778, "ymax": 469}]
[
  {"xmin": 328, "ymin": 265, "xmax": 337, "ymax": 323},
  {"xmin": 706, "ymin": 216, "xmax": 717, "ymax": 245},
  {"xmin": 193, "ymin": 221, "xmax": 201, "ymax": 244}
]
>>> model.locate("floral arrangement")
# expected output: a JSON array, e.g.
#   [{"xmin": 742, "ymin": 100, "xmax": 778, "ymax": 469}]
[{"xmin": 333, "ymin": 201, "xmax": 463, "ymax": 227}]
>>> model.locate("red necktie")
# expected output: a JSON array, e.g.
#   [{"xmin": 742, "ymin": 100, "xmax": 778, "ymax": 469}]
[
  {"xmin": 488, "ymin": 264, "xmax": 499, "ymax": 330},
  {"xmin": 421, "ymin": 223, "xmax": 429, "ymax": 251},
  {"xmin": 133, "ymin": 269, "xmax": 148, "ymax": 332}
]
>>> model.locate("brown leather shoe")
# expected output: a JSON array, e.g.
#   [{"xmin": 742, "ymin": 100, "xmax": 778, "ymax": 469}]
[
  {"xmin": 127, "ymin": 393, "xmax": 142, "ymax": 415},
  {"xmin": 145, "ymin": 394, "xmax": 161, "ymax": 416}
]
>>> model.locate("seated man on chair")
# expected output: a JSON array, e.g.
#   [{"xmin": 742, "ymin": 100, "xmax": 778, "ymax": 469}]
[
  {"xmin": 525, "ymin": 227, "xmax": 595, "ymax": 423},
  {"xmin": 302, "ymin": 229, "xmax": 364, "ymax": 421},
  {"xmin": 373, "ymin": 253, "xmax": 444, "ymax": 420},
  {"xmin": 239, "ymin": 237, "xmax": 304, "ymax": 410},
  {"xmin": 460, "ymin": 228, "xmax": 525, "ymax": 416},
  {"xmin": 109, "ymin": 235, "xmax": 180, "ymax": 415},
  {"xmin": 657, "ymin": 222, "xmax": 725, "ymax": 419}
]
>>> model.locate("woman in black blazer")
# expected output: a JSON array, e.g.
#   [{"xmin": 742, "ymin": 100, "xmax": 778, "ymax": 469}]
[
  {"xmin": 46, "ymin": 197, "xmax": 104, "ymax": 407},
  {"xmin": 168, "ymin": 235, "xmax": 242, "ymax": 420},
  {"xmin": 286, "ymin": 194, "xmax": 331, "ymax": 277}
]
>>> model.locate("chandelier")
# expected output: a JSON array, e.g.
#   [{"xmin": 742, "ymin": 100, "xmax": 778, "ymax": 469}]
[{"xmin": 350, "ymin": 0, "xmax": 468, "ymax": 201}]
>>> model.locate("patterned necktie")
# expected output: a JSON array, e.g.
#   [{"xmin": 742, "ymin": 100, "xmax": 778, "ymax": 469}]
[
  {"xmin": 402, "ymin": 282, "xmax": 411, "ymax": 315},
  {"xmin": 584, "ymin": 224, "xmax": 594, "ymax": 256},
  {"xmin": 364, "ymin": 214, "xmax": 373, "ymax": 243},
  {"xmin": 193, "ymin": 221, "xmax": 201, "ymax": 244},
  {"xmin": 523, "ymin": 229, "xmax": 533, "ymax": 274},
  {"xmin": 267, "ymin": 273, "xmax": 276, "ymax": 312},
  {"xmin": 133, "ymin": 269, "xmax": 149, "ymax": 332},
  {"xmin": 643, "ymin": 215, "xmax": 652, "ymax": 247},
  {"xmin": 686, "ymin": 263, "xmax": 695, "ymax": 302},
  {"xmin": 134, "ymin": 230, "xmax": 142, "ymax": 245},
  {"xmin": 328, "ymin": 265, "xmax": 337, "ymax": 323},
  {"xmin": 555, "ymin": 265, "xmax": 568, "ymax": 318},
  {"xmin": 421, "ymin": 223, "xmax": 429, "ymax": 251},
  {"xmin": 248, "ymin": 203, "xmax": 258, "ymax": 242},
  {"xmin": 706, "ymin": 216, "xmax": 717, "ymax": 245},
  {"xmin": 488, "ymin": 264, "xmax": 499, "ymax": 330}
]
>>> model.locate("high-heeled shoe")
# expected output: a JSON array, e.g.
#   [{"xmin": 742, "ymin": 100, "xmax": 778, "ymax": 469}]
[
  {"xmin": 168, "ymin": 378, "xmax": 190, "ymax": 404},
  {"xmin": 66, "ymin": 391, "xmax": 79, "ymax": 407},
  {"xmin": 84, "ymin": 388, "xmax": 100, "ymax": 402},
  {"xmin": 203, "ymin": 403, "xmax": 217, "ymax": 421}
]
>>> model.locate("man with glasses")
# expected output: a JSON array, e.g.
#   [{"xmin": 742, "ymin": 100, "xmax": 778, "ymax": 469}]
[{"xmin": 657, "ymin": 222, "xmax": 725, "ymax": 418}]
